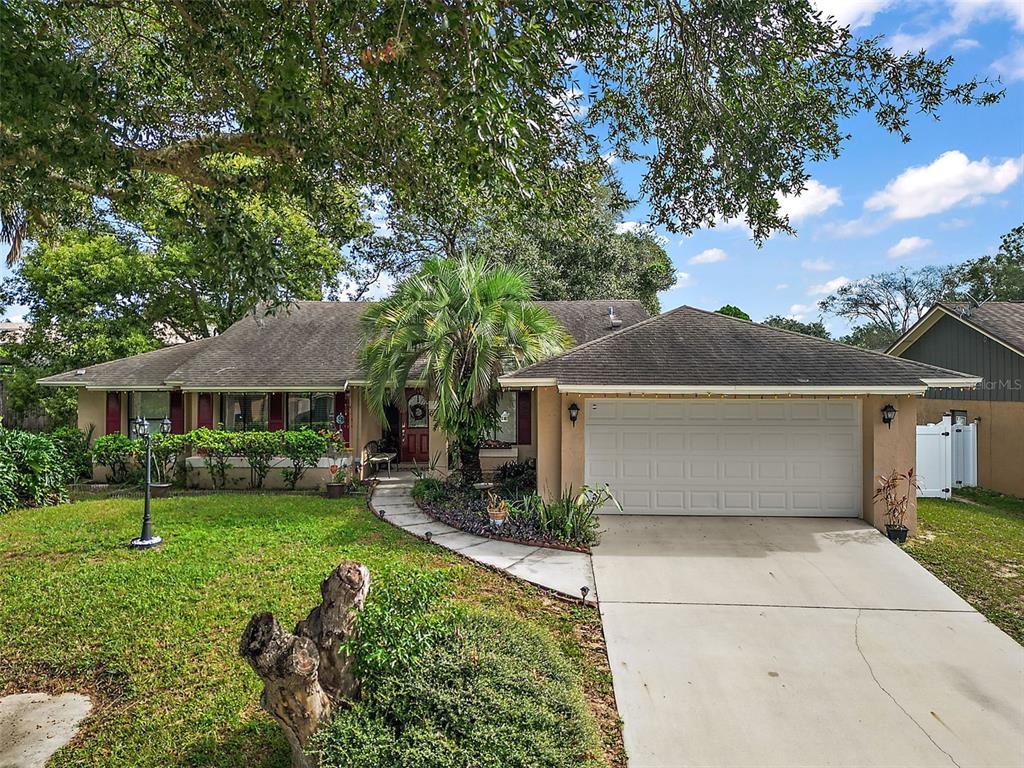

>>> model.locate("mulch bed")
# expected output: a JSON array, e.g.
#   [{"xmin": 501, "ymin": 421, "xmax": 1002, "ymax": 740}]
[{"xmin": 415, "ymin": 495, "xmax": 589, "ymax": 553}]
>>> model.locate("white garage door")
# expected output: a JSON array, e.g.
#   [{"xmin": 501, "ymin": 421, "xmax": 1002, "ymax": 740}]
[{"xmin": 584, "ymin": 398, "xmax": 862, "ymax": 516}]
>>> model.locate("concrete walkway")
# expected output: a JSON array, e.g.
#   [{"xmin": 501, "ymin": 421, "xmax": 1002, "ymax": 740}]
[
  {"xmin": 0, "ymin": 692, "xmax": 92, "ymax": 767},
  {"xmin": 370, "ymin": 472, "xmax": 597, "ymax": 601},
  {"xmin": 593, "ymin": 515, "xmax": 1024, "ymax": 768}
]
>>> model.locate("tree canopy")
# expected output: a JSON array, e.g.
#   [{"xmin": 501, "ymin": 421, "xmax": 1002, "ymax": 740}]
[
  {"xmin": 762, "ymin": 315, "xmax": 831, "ymax": 339},
  {"xmin": 716, "ymin": 305, "xmax": 751, "ymax": 321},
  {"xmin": 2, "ymin": 0, "xmax": 1001, "ymax": 289},
  {"xmin": 358, "ymin": 255, "xmax": 570, "ymax": 475},
  {"xmin": 352, "ymin": 176, "xmax": 674, "ymax": 313},
  {"xmin": 944, "ymin": 224, "xmax": 1024, "ymax": 302}
]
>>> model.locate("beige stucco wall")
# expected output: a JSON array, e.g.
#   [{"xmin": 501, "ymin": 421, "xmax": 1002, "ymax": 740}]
[
  {"xmin": 77, "ymin": 389, "xmax": 106, "ymax": 438},
  {"xmin": 534, "ymin": 391, "xmax": 920, "ymax": 532},
  {"xmin": 348, "ymin": 387, "xmax": 383, "ymax": 479},
  {"xmin": 917, "ymin": 398, "xmax": 1024, "ymax": 498},
  {"xmin": 861, "ymin": 394, "xmax": 918, "ymax": 531}
]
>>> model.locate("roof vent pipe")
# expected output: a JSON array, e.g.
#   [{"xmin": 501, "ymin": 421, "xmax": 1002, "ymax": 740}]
[{"xmin": 608, "ymin": 306, "xmax": 622, "ymax": 328}]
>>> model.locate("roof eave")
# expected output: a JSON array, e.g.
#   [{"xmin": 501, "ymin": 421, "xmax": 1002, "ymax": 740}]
[{"xmin": 553, "ymin": 384, "xmax": 933, "ymax": 395}]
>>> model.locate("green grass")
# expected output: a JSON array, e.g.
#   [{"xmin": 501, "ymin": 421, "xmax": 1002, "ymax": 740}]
[
  {"xmin": 908, "ymin": 488, "xmax": 1024, "ymax": 644},
  {"xmin": 0, "ymin": 494, "xmax": 621, "ymax": 767}
]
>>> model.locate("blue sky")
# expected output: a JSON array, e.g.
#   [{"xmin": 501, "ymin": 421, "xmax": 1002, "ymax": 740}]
[
  {"xmin": 2, "ymin": 1, "xmax": 1022, "ymax": 332},
  {"xmin": 633, "ymin": 0, "xmax": 1024, "ymax": 333}
]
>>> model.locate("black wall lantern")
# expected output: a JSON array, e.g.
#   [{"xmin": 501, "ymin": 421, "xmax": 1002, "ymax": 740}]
[
  {"xmin": 567, "ymin": 402, "xmax": 580, "ymax": 427},
  {"xmin": 881, "ymin": 403, "xmax": 897, "ymax": 429}
]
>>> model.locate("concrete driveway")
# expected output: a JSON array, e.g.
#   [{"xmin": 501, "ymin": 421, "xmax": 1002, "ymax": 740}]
[{"xmin": 593, "ymin": 516, "xmax": 1024, "ymax": 768}]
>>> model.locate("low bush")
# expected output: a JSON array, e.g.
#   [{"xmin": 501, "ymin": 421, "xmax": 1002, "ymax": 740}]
[
  {"xmin": 188, "ymin": 427, "xmax": 237, "ymax": 489},
  {"xmin": 313, "ymin": 607, "xmax": 604, "ymax": 768},
  {"xmin": 149, "ymin": 433, "xmax": 186, "ymax": 484},
  {"xmin": 0, "ymin": 427, "xmax": 69, "ymax": 514},
  {"xmin": 495, "ymin": 458, "xmax": 537, "ymax": 497},
  {"xmin": 237, "ymin": 431, "xmax": 280, "ymax": 488},
  {"xmin": 410, "ymin": 477, "xmax": 448, "ymax": 504},
  {"xmin": 91, "ymin": 433, "xmax": 142, "ymax": 484},
  {"xmin": 532, "ymin": 485, "xmax": 618, "ymax": 547},
  {"xmin": 49, "ymin": 425, "xmax": 94, "ymax": 481},
  {"xmin": 280, "ymin": 429, "xmax": 328, "ymax": 490}
]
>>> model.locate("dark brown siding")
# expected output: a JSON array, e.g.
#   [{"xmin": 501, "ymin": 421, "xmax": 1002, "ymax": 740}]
[{"xmin": 900, "ymin": 314, "xmax": 1023, "ymax": 402}]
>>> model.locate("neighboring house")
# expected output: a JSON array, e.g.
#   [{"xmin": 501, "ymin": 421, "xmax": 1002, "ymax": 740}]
[
  {"xmin": 40, "ymin": 302, "xmax": 979, "ymax": 532},
  {"xmin": 887, "ymin": 301, "xmax": 1024, "ymax": 498}
]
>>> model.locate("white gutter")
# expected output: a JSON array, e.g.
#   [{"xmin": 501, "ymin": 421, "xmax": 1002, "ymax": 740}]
[
  {"xmin": 555, "ymin": 384, "xmax": 932, "ymax": 395},
  {"xmin": 178, "ymin": 385, "xmax": 348, "ymax": 392},
  {"xmin": 920, "ymin": 377, "xmax": 982, "ymax": 388},
  {"xmin": 497, "ymin": 377, "xmax": 558, "ymax": 387}
]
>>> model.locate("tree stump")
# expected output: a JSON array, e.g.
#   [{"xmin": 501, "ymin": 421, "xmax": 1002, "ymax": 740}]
[{"xmin": 240, "ymin": 562, "xmax": 370, "ymax": 768}]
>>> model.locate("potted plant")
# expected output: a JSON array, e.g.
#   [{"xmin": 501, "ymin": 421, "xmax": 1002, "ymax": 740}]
[
  {"xmin": 874, "ymin": 468, "xmax": 917, "ymax": 543},
  {"xmin": 149, "ymin": 433, "xmax": 184, "ymax": 497},
  {"xmin": 326, "ymin": 464, "xmax": 344, "ymax": 498},
  {"xmin": 486, "ymin": 491, "xmax": 509, "ymax": 527}
]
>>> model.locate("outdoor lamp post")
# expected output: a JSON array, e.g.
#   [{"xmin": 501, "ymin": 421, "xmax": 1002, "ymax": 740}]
[{"xmin": 130, "ymin": 416, "xmax": 170, "ymax": 549}]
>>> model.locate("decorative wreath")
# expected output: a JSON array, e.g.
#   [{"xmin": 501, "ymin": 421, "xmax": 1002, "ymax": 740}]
[{"xmin": 409, "ymin": 401, "xmax": 428, "ymax": 422}]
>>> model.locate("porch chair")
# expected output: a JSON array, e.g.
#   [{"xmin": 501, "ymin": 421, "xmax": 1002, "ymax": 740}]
[{"xmin": 363, "ymin": 440, "xmax": 397, "ymax": 478}]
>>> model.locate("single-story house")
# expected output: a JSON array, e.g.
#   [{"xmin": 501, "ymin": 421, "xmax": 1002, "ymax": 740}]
[
  {"xmin": 40, "ymin": 301, "xmax": 980, "ymax": 532},
  {"xmin": 887, "ymin": 301, "xmax": 1024, "ymax": 497}
]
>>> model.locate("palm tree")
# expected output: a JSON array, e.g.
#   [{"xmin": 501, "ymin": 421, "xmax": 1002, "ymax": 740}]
[{"xmin": 359, "ymin": 254, "xmax": 571, "ymax": 477}]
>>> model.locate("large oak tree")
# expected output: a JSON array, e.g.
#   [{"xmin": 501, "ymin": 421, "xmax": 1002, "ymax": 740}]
[{"xmin": 1, "ymin": 0, "xmax": 1001, "ymax": 298}]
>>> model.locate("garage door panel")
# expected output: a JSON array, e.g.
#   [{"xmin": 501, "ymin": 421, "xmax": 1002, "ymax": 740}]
[
  {"xmin": 757, "ymin": 461, "xmax": 788, "ymax": 480},
  {"xmin": 586, "ymin": 399, "xmax": 861, "ymax": 517}
]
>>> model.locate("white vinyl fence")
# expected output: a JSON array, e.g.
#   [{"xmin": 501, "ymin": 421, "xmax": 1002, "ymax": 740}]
[{"xmin": 916, "ymin": 414, "xmax": 978, "ymax": 499}]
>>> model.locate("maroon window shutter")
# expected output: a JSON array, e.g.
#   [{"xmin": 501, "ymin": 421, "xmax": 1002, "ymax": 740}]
[
  {"xmin": 105, "ymin": 392, "xmax": 121, "ymax": 435},
  {"xmin": 197, "ymin": 393, "xmax": 214, "ymax": 429},
  {"xmin": 335, "ymin": 392, "xmax": 350, "ymax": 443},
  {"xmin": 268, "ymin": 393, "xmax": 285, "ymax": 431},
  {"xmin": 516, "ymin": 390, "xmax": 532, "ymax": 445},
  {"xmin": 169, "ymin": 391, "xmax": 185, "ymax": 434}
]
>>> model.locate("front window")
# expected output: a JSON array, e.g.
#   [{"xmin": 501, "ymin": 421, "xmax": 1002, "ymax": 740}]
[
  {"xmin": 488, "ymin": 392, "xmax": 517, "ymax": 444},
  {"xmin": 128, "ymin": 391, "xmax": 170, "ymax": 436},
  {"xmin": 222, "ymin": 393, "xmax": 269, "ymax": 431},
  {"xmin": 288, "ymin": 392, "xmax": 335, "ymax": 431}
]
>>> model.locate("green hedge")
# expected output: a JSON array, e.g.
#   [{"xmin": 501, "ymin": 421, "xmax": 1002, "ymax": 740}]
[
  {"xmin": 0, "ymin": 427, "xmax": 70, "ymax": 514},
  {"xmin": 311, "ymin": 571, "xmax": 604, "ymax": 768},
  {"xmin": 90, "ymin": 428, "xmax": 337, "ymax": 489}
]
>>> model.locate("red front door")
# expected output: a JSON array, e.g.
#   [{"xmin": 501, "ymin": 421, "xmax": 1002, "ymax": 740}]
[{"xmin": 401, "ymin": 388, "xmax": 430, "ymax": 463}]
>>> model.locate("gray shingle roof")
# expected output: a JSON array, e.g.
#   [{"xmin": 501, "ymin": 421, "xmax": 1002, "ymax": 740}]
[
  {"xmin": 504, "ymin": 305, "xmax": 979, "ymax": 390},
  {"xmin": 37, "ymin": 337, "xmax": 219, "ymax": 388},
  {"xmin": 38, "ymin": 300, "xmax": 649, "ymax": 390},
  {"xmin": 937, "ymin": 301, "xmax": 1024, "ymax": 354}
]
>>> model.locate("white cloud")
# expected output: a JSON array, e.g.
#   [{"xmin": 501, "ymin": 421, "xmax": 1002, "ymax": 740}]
[
  {"xmin": 688, "ymin": 248, "xmax": 728, "ymax": 265},
  {"xmin": 788, "ymin": 303, "xmax": 817, "ymax": 321},
  {"xmin": 801, "ymin": 258, "xmax": 834, "ymax": 271},
  {"xmin": 615, "ymin": 221, "xmax": 643, "ymax": 235},
  {"xmin": 775, "ymin": 283, "xmax": 789, "ymax": 290},
  {"xmin": 709, "ymin": 214, "xmax": 748, "ymax": 231},
  {"xmin": 952, "ymin": 37, "xmax": 980, "ymax": 50},
  {"xmin": 821, "ymin": 215, "xmax": 888, "ymax": 239},
  {"xmin": 809, "ymin": 276, "xmax": 851, "ymax": 295},
  {"xmin": 885, "ymin": 1, "xmax": 1024, "ymax": 53},
  {"xmin": 812, "ymin": 0, "xmax": 893, "ymax": 29},
  {"xmin": 670, "ymin": 271, "xmax": 693, "ymax": 290},
  {"xmin": 865, "ymin": 151, "xmax": 1024, "ymax": 220},
  {"xmin": 993, "ymin": 44, "xmax": 1024, "ymax": 81},
  {"xmin": 776, "ymin": 179, "xmax": 842, "ymax": 222},
  {"xmin": 601, "ymin": 151, "xmax": 618, "ymax": 166},
  {"xmin": 888, "ymin": 236, "xmax": 932, "ymax": 258}
]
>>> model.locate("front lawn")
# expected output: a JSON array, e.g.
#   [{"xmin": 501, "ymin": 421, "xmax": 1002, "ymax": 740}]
[
  {"xmin": 908, "ymin": 488, "xmax": 1024, "ymax": 644},
  {"xmin": 0, "ymin": 494, "xmax": 622, "ymax": 766}
]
